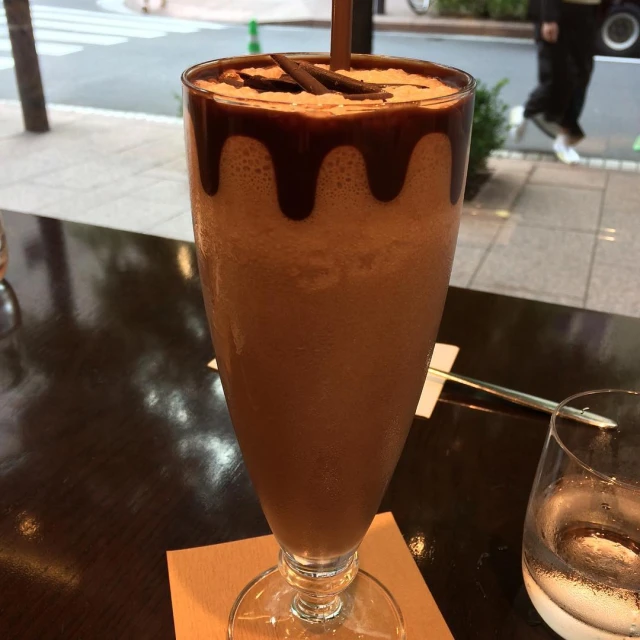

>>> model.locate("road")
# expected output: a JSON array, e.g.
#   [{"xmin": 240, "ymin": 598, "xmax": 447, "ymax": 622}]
[{"xmin": 1, "ymin": 0, "xmax": 639, "ymax": 160}]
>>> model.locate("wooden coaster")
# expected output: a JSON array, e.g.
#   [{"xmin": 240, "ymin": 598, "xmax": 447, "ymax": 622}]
[{"xmin": 167, "ymin": 512, "xmax": 452, "ymax": 639}]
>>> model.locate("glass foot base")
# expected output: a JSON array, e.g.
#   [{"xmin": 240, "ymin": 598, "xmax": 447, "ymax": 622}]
[{"xmin": 228, "ymin": 566, "xmax": 406, "ymax": 639}]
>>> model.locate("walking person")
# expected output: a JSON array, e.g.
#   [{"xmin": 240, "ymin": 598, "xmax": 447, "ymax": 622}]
[{"xmin": 510, "ymin": 0, "xmax": 601, "ymax": 164}]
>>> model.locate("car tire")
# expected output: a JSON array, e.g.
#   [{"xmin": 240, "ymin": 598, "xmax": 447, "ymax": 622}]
[{"xmin": 597, "ymin": 4, "xmax": 640, "ymax": 57}]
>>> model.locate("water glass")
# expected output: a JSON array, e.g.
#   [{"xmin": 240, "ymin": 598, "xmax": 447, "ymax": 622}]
[{"xmin": 523, "ymin": 389, "xmax": 640, "ymax": 639}]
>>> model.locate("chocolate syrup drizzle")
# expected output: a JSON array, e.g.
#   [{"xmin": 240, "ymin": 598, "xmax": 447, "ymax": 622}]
[{"xmin": 185, "ymin": 55, "xmax": 475, "ymax": 221}]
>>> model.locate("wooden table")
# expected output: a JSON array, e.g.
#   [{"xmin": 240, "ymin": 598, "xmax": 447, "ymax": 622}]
[{"xmin": 1, "ymin": 210, "xmax": 638, "ymax": 639}]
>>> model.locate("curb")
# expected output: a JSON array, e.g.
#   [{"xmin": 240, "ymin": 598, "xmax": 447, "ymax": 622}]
[
  {"xmin": 492, "ymin": 149, "xmax": 640, "ymax": 173},
  {"xmin": 263, "ymin": 16, "xmax": 534, "ymax": 39},
  {"xmin": 0, "ymin": 99, "xmax": 183, "ymax": 126}
]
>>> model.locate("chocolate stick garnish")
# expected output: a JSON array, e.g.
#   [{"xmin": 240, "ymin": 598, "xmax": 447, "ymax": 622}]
[
  {"xmin": 299, "ymin": 62, "xmax": 380, "ymax": 94},
  {"xmin": 383, "ymin": 82, "xmax": 431, "ymax": 88},
  {"xmin": 219, "ymin": 70, "xmax": 244, "ymax": 88},
  {"xmin": 239, "ymin": 72, "xmax": 302, "ymax": 93},
  {"xmin": 270, "ymin": 54, "xmax": 329, "ymax": 95},
  {"xmin": 343, "ymin": 91, "xmax": 393, "ymax": 101},
  {"xmin": 220, "ymin": 77, "xmax": 244, "ymax": 89},
  {"xmin": 330, "ymin": 0, "xmax": 353, "ymax": 71}
]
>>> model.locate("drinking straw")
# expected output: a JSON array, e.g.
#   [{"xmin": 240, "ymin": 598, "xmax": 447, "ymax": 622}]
[{"xmin": 330, "ymin": 0, "xmax": 353, "ymax": 71}]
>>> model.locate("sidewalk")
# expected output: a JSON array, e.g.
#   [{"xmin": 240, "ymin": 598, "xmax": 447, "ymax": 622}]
[
  {"xmin": 1, "ymin": 101, "xmax": 639, "ymax": 318},
  {"xmin": 129, "ymin": 0, "xmax": 534, "ymax": 38}
]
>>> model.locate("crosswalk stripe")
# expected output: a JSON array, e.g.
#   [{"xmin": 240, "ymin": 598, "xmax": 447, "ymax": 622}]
[
  {"xmin": 0, "ymin": 38, "xmax": 82, "ymax": 56},
  {"xmin": 5, "ymin": 28, "xmax": 127, "ymax": 46},
  {"xmin": 26, "ymin": 7, "xmax": 202, "ymax": 34},
  {"xmin": 29, "ymin": 18, "xmax": 167, "ymax": 39},
  {"xmin": 0, "ymin": 4, "xmax": 229, "ymax": 70},
  {"xmin": 29, "ymin": 5, "xmax": 227, "ymax": 30}
]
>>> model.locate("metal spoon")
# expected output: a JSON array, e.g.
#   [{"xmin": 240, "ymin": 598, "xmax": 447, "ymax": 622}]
[{"xmin": 429, "ymin": 368, "xmax": 617, "ymax": 429}]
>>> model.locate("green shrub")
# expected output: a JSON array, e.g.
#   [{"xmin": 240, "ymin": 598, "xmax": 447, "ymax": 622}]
[
  {"xmin": 173, "ymin": 90, "xmax": 183, "ymax": 117},
  {"xmin": 436, "ymin": 0, "xmax": 485, "ymax": 16},
  {"xmin": 433, "ymin": 0, "xmax": 527, "ymax": 18},
  {"xmin": 486, "ymin": 0, "xmax": 527, "ymax": 19},
  {"xmin": 467, "ymin": 78, "xmax": 509, "ymax": 184}
]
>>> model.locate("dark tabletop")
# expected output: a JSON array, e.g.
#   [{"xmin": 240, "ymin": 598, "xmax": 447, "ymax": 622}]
[{"xmin": 1, "ymin": 210, "xmax": 639, "ymax": 639}]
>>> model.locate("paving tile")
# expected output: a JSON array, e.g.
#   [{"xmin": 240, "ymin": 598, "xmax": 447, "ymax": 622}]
[
  {"xmin": 603, "ymin": 173, "xmax": 640, "ymax": 216},
  {"xmin": 470, "ymin": 170, "xmax": 525, "ymax": 211},
  {"xmin": 83, "ymin": 194, "xmax": 187, "ymax": 233},
  {"xmin": 66, "ymin": 114, "xmax": 171, "ymax": 134},
  {"xmin": 134, "ymin": 179, "xmax": 190, "ymax": 207},
  {"xmin": 0, "ymin": 130, "xmax": 75, "ymax": 157},
  {"xmin": 116, "ymin": 136, "xmax": 186, "ymax": 169},
  {"xmin": 472, "ymin": 222, "xmax": 594, "ymax": 298},
  {"xmin": 457, "ymin": 213, "xmax": 503, "ymax": 248},
  {"xmin": 0, "ymin": 147, "xmax": 97, "ymax": 186},
  {"xmin": 592, "ymin": 210, "xmax": 640, "ymax": 269},
  {"xmin": 75, "ymin": 123, "xmax": 179, "ymax": 154},
  {"xmin": 450, "ymin": 246, "xmax": 486, "ymax": 288},
  {"xmin": 0, "ymin": 110, "xmax": 80, "ymax": 135},
  {"xmin": 141, "ymin": 157, "xmax": 188, "ymax": 181},
  {"xmin": 486, "ymin": 158, "xmax": 534, "ymax": 175},
  {"xmin": 512, "ymin": 184, "xmax": 602, "ymax": 231},
  {"xmin": 586, "ymin": 262, "xmax": 640, "ymax": 319},
  {"xmin": 600, "ymin": 210, "xmax": 640, "ymax": 236},
  {"xmin": 608, "ymin": 172, "xmax": 640, "ymax": 195},
  {"xmin": 47, "ymin": 111, "xmax": 82, "ymax": 127},
  {"xmin": 145, "ymin": 212, "xmax": 194, "ymax": 243},
  {"xmin": 470, "ymin": 282, "xmax": 584, "ymax": 308},
  {"xmin": 0, "ymin": 103, "xmax": 19, "ymax": 119},
  {"xmin": 529, "ymin": 165, "xmax": 607, "ymax": 190},
  {"xmin": 38, "ymin": 176, "xmax": 161, "ymax": 221},
  {"xmin": 0, "ymin": 182, "xmax": 77, "ymax": 214},
  {"xmin": 0, "ymin": 117, "xmax": 23, "ymax": 139},
  {"xmin": 31, "ymin": 159, "xmax": 148, "ymax": 191}
]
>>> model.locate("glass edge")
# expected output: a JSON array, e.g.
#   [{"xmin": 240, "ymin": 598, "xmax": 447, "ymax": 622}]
[
  {"xmin": 180, "ymin": 52, "xmax": 476, "ymax": 109},
  {"xmin": 550, "ymin": 388, "xmax": 640, "ymax": 492}
]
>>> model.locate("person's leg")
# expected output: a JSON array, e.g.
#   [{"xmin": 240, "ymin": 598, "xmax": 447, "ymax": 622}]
[
  {"xmin": 524, "ymin": 25, "xmax": 570, "ymax": 123},
  {"xmin": 511, "ymin": 24, "xmax": 572, "ymax": 144},
  {"xmin": 561, "ymin": 6, "xmax": 597, "ymax": 144},
  {"xmin": 511, "ymin": 26, "xmax": 556, "ymax": 142}
]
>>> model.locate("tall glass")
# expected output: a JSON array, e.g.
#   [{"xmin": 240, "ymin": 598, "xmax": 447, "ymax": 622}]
[
  {"xmin": 523, "ymin": 390, "xmax": 640, "ymax": 640},
  {"xmin": 182, "ymin": 53, "xmax": 475, "ymax": 639}
]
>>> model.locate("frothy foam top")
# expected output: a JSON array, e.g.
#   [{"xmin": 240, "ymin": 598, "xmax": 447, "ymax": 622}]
[
  {"xmin": 185, "ymin": 55, "xmax": 475, "ymax": 215},
  {"xmin": 194, "ymin": 65, "xmax": 458, "ymax": 112}
]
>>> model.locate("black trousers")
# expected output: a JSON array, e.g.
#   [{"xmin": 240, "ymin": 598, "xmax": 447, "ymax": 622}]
[{"xmin": 524, "ymin": 3, "xmax": 598, "ymax": 140}]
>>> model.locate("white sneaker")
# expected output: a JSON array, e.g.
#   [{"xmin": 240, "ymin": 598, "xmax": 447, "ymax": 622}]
[
  {"xmin": 553, "ymin": 134, "xmax": 581, "ymax": 165},
  {"xmin": 509, "ymin": 106, "xmax": 527, "ymax": 143}
]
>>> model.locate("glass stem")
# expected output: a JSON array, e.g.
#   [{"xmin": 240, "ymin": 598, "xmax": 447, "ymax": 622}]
[{"xmin": 278, "ymin": 549, "xmax": 359, "ymax": 622}]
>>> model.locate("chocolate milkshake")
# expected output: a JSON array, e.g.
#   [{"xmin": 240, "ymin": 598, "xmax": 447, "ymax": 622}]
[{"xmin": 183, "ymin": 54, "xmax": 474, "ymax": 563}]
